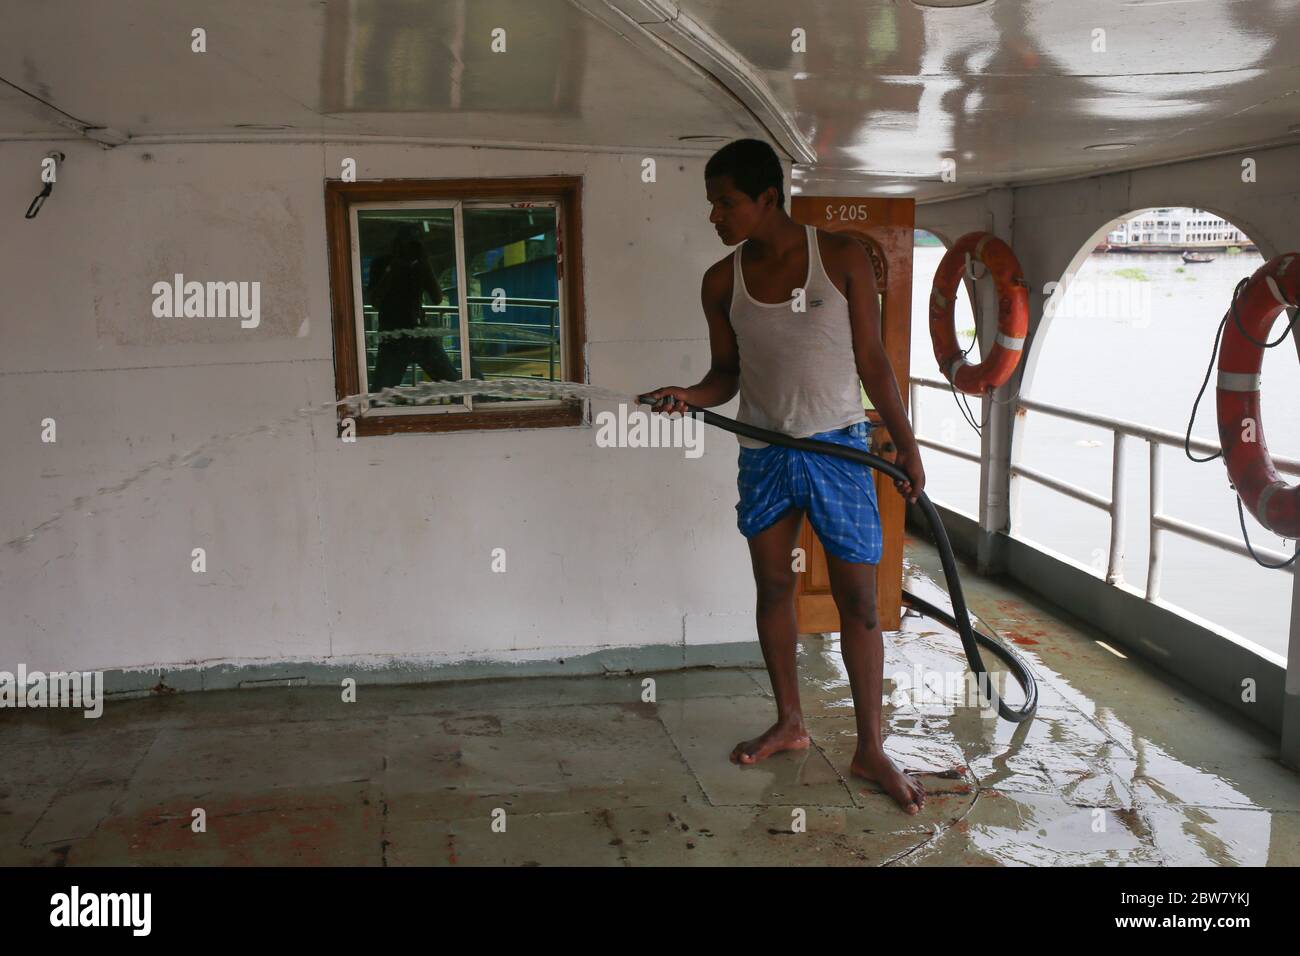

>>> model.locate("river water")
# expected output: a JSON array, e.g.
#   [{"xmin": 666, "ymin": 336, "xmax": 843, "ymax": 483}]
[{"xmin": 909, "ymin": 246, "xmax": 1297, "ymax": 659}]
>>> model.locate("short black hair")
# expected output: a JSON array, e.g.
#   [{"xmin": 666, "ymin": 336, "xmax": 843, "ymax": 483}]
[{"xmin": 705, "ymin": 138, "xmax": 784, "ymax": 210}]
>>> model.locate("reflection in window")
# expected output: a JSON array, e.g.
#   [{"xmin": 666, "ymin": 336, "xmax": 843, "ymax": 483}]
[
  {"xmin": 359, "ymin": 209, "xmax": 461, "ymax": 402},
  {"xmin": 464, "ymin": 206, "xmax": 560, "ymax": 405},
  {"xmin": 355, "ymin": 204, "xmax": 563, "ymax": 409}
]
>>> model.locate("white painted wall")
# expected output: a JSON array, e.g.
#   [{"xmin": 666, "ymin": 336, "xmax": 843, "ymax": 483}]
[{"xmin": 0, "ymin": 141, "xmax": 761, "ymax": 674}]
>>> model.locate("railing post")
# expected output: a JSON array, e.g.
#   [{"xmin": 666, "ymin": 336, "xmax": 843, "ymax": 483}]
[
  {"xmin": 1007, "ymin": 404, "xmax": 1022, "ymax": 536},
  {"xmin": 909, "ymin": 378, "xmax": 919, "ymax": 435},
  {"xmin": 983, "ymin": 381, "xmax": 1015, "ymax": 551},
  {"xmin": 1283, "ymin": 565, "xmax": 1300, "ymax": 769},
  {"xmin": 549, "ymin": 305, "xmax": 556, "ymax": 380},
  {"xmin": 1107, "ymin": 430, "xmax": 1128, "ymax": 585},
  {"xmin": 1146, "ymin": 440, "xmax": 1163, "ymax": 600}
]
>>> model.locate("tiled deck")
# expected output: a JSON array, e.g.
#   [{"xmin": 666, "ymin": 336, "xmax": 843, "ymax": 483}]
[{"xmin": 3, "ymin": 534, "xmax": 1297, "ymax": 866}]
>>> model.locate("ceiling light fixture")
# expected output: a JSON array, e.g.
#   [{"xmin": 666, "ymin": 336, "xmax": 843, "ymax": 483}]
[{"xmin": 1084, "ymin": 142, "xmax": 1136, "ymax": 151}]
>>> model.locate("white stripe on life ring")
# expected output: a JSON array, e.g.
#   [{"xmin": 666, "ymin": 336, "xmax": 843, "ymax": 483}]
[
  {"xmin": 995, "ymin": 332, "xmax": 1024, "ymax": 351},
  {"xmin": 1217, "ymin": 371, "xmax": 1261, "ymax": 392},
  {"xmin": 1257, "ymin": 480, "xmax": 1290, "ymax": 520},
  {"xmin": 932, "ymin": 290, "xmax": 948, "ymax": 308},
  {"xmin": 1265, "ymin": 275, "xmax": 1293, "ymax": 308},
  {"xmin": 1280, "ymin": 255, "xmax": 1294, "ymax": 275},
  {"xmin": 975, "ymin": 235, "xmax": 992, "ymax": 259},
  {"xmin": 948, "ymin": 356, "xmax": 969, "ymax": 382}
]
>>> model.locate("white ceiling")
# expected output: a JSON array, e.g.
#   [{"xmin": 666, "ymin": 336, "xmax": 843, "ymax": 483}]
[{"xmin": 2, "ymin": 0, "xmax": 1298, "ymax": 201}]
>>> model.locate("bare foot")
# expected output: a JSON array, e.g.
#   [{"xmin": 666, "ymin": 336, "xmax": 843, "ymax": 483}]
[
  {"xmin": 729, "ymin": 719, "xmax": 810, "ymax": 765},
  {"xmin": 850, "ymin": 747, "xmax": 927, "ymax": 815}
]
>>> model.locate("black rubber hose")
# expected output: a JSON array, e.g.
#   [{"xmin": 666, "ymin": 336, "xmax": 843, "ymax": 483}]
[{"xmin": 640, "ymin": 398, "xmax": 1038, "ymax": 723}]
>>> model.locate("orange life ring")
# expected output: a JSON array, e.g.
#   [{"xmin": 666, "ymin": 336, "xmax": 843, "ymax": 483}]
[
  {"xmin": 929, "ymin": 232, "xmax": 1029, "ymax": 394},
  {"xmin": 1216, "ymin": 253, "xmax": 1300, "ymax": 538}
]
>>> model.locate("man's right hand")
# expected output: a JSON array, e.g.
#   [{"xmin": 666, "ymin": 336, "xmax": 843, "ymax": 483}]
[{"xmin": 639, "ymin": 387, "xmax": 695, "ymax": 416}]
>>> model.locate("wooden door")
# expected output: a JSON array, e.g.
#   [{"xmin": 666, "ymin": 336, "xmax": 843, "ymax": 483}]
[{"xmin": 789, "ymin": 197, "xmax": 915, "ymax": 633}]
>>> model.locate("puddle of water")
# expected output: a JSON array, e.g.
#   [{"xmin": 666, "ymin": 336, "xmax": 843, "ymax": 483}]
[{"xmin": 5, "ymin": 379, "xmax": 642, "ymax": 553}]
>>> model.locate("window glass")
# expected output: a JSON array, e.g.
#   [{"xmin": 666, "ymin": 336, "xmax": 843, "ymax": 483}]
[
  {"xmin": 358, "ymin": 208, "xmax": 464, "ymax": 406},
  {"xmin": 463, "ymin": 205, "xmax": 561, "ymax": 405},
  {"xmin": 354, "ymin": 203, "xmax": 563, "ymax": 409}
]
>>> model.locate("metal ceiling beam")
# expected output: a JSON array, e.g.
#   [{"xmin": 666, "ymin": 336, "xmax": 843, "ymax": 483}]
[{"xmin": 567, "ymin": 0, "xmax": 816, "ymax": 165}]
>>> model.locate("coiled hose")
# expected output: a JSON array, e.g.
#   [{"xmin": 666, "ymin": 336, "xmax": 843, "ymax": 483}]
[{"xmin": 640, "ymin": 398, "xmax": 1038, "ymax": 723}]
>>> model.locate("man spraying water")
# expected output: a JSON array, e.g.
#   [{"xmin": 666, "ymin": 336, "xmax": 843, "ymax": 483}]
[{"xmin": 641, "ymin": 139, "xmax": 930, "ymax": 815}]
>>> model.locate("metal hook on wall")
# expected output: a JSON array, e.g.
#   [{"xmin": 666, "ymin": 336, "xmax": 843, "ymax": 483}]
[{"xmin": 25, "ymin": 150, "xmax": 64, "ymax": 220}]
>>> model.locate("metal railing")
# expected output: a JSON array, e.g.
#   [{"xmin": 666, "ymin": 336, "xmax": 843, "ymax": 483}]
[
  {"xmin": 363, "ymin": 296, "xmax": 561, "ymax": 382},
  {"xmin": 909, "ymin": 374, "xmax": 1297, "ymax": 600}
]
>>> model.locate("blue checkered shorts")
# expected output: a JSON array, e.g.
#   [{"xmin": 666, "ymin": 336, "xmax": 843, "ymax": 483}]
[{"xmin": 735, "ymin": 421, "xmax": 883, "ymax": 565}]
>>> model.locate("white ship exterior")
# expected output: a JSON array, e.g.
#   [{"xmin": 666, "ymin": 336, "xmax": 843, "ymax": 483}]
[{"xmin": 1101, "ymin": 208, "xmax": 1258, "ymax": 252}]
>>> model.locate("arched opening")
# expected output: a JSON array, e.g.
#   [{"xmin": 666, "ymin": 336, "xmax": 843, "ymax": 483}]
[
  {"xmin": 909, "ymin": 227, "xmax": 984, "ymax": 518},
  {"xmin": 1014, "ymin": 206, "xmax": 1295, "ymax": 658}
]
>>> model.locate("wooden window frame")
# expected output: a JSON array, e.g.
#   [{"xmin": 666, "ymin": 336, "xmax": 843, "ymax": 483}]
[{"xmin": 324, "ymin": 176, "xmax": 586, "ymax": 437}]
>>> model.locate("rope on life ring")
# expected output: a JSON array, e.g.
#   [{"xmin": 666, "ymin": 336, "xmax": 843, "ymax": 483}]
[
  {"xmin": 1215, "ymin": 252, "xmax": 1300, "ymax": 539},
  {"xmin": 929, "ymin": 232, "xmax": 1030, "ymax": 396}
]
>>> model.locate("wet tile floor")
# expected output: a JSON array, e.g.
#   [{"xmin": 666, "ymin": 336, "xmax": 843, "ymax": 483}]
[{"xmin": 2, "ymin": 534, "xmax": 1297, "ymax": 866}]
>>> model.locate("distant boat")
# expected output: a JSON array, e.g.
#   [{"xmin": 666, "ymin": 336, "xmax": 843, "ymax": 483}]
[{"xmin": 1181, "ymin": 250, "xmax": 1215, "ymax": 263}]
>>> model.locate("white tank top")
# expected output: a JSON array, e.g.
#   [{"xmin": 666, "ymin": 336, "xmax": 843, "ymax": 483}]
[{"xmin": 729, "ymin": 223, "xmax": 869, "ymax": 449}]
